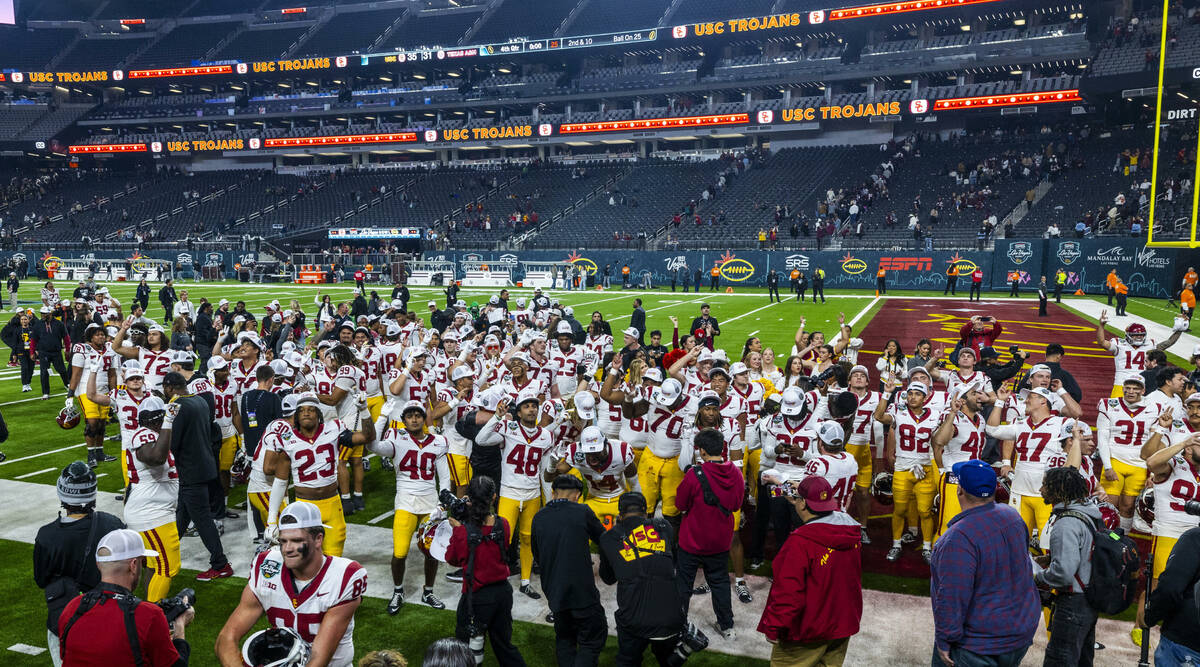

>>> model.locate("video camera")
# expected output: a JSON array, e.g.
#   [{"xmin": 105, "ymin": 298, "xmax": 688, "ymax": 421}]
[
  {"xmin": 811, "ymin": 366, "xmax": 839, "ymax": 389},
  {"xmin": 667, "ymin": 622, "xmax": 710, "ymax": 666},
  {"xmin": 439, "ymin": 489, "xmax": 469, "ymax": 521},
  {"xmin": 156, "ymin": 588, "xmax": 194, "ymax": 624},
  {"xmin": 1184, "ymin": 500, "xmax": 1200, "ymax": 517}
]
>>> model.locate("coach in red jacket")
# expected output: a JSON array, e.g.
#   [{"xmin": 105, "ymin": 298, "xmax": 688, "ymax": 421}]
[
  {"xmin": 675, "ymin": 428, "xmax": 744, "ymax": 639},
  {"xmin": 758, "ymin": 476, "xmax": 863, "ymax": 666}
]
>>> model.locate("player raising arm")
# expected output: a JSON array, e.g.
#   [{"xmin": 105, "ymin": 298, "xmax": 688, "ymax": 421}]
[
  {"xmin": 1096, "ymin": 310, "xmax": 1183, "ymax": 395},
  {"xmin": 216, "ymin": 502, "xmax": 366, "ymax": 667}
]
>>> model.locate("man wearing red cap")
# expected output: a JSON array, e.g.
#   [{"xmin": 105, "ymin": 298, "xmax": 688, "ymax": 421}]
[{"xmin": 757, "ymin": 476, "xmax": 862, "ymax": 666}]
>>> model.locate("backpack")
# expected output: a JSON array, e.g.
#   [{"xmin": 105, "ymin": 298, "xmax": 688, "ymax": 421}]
[{"xmin": 1056, "ymin": 509, "xmax": 1140, "ymax": 614}]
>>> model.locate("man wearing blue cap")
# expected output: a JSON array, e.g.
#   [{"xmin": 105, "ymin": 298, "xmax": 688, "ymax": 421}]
[{"xmin": 930, "ymin": 460, "xmax": 1040, "ymax": 667}]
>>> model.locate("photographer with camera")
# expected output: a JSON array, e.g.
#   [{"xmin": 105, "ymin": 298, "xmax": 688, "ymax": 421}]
[
  {"xmin": 957, "ymin": 316, "xmax": 1003, "ymax": 359},
  {"xmin": 444, "ymin": 476, "xmax": 525, "ymax": 666},
  {"xmin": 58, "ymin": 528, "xmax": 194, "ymax": 666},
  {"xmin": 598, "ymin": 491, "xmax": 708, "ymax": 666},
  {"xmin": 976, "ymin": 346, "xmax": 1028, "ymax": 391}
]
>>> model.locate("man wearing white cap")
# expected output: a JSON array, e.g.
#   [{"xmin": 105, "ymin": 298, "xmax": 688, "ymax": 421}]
[
  {"xmin": 637, "ymin": 378, "xmax": 695, "ymax": 521},
  {"xmin": 218, "ymin": 501, "xmax": 366, "ymax": 667},
  {"xmin": 438, "ymin": 364, "xmax": 481, "ymax": 494},
  {"xmin": 511, "ymin": 297, "xmax": 533, "ymax": 328},
  {"xmin": 119, "ymin": 397, "xmax": 182, "ymax": 602},
  {"xmin": 86, "ymin": 357, "xmax": 150, "ymax": 486},
  {"xmin": 549, "ymin": 424, "xmax": 637, "ymax": 529},
  {"xmin": 58, "ymin": 528, "xmax": 192, "ymax": 667},
  {"xmin": 987, "ymin": 384, "xmax": 1066, "ymax": 539},
  {"xmin": 874, "ymin": 379, "xmax": 941, "ymax": 562},
  {"xmin": 69, "ymin": 323, "xmax": 118, "ymax": 468},
  {"xmin": 267, "ymin": 393, "xmax": 375, "ymax": 557},
  {"xmin": 1095, "ymin": 375, "xmax": 1156, "ymax": 532},
  {"xmin": 931, "ymin": 381, "xmax": 988, "ymax": 541},
  {"xmin": 227, "ymin": 331, "xmax": 267, "ymax": 398},
  {"xmin": 550, "ymin": 321, "xmax": 585, "ymax": 398},
  {"xmin": 370, "ymin": 400, "xmax": 450, "ymax": 614},
  {"xmin": 477, "ymin": 389, "xmax": 562, "ymax": 598}
]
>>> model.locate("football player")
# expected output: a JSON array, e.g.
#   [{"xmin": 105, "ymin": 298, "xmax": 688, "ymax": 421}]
[
  {"xmin": 1144, "ymin": 428, "xmax": 1200, "ymax": 582},
  {"xmin": 637, "ymin": 378, "xmax": 695, "ymax": 522},
  {"xmin": 497, "ymin": 351, "xmax": 552, "ymax": 403},
  {"xmin": 353, "ymin": 327, "xmax": 386, "ymax": 423},
  {"xmin": 370, "ymin": 400, "xmax": 450, "ymax": 615},
  {"xmin": 68, "ymin": 323, "xmax": 117, "ymax": 468},
  {"xmin": 987, "ymin": 385, "xmax": 1066, "ymax": 539},
  {"xmin": 800, "ymin": 421, "xmax": 858, "ymax": 513},
  {"xmin": 227, "ymin": 332, "xmax": 268, "ymax": 396},
  {"xmin": 217, "ymin": 502, "xmax": 366, "ymax": 667},
  {"xmin": 931, "ymin": 382, "xmax": 987, "ymax": 540},
  {"xmin": 251, "ymin": 394, "xmax": 297, "ymax": 545},
  {"xmin": 755, "ymin": 387, "xmax": 819, "ymax": 559},
  {"xmin": 266, "ymin": 393, "xmax": 376, "ymax": 557},
  {"xmin": 1097, "ymin": 376, "xmax": 1157, "ymax": 531},
  {"xmin": 547, "ymin": 425, "xmax": 637, "ymax": 529},
  {"xmin": 1002, "ymin": 364, "xmax": 1080, "ymax": 422},
  {"xmin": 86, "ymin": 359, "xmax": 150, "ymax": 488},
  {"xmin": 1097, "ymin": 312, "xmax": 1182, "ymax": 397},
  {"xmin": 476, "ymin": 389, "xmax": 562, "ymax": 598},
  {"xmin": 827, "ymin": 365, "xmax": 879, "ymax": 537},
  {"xmin": 1145, "ymin": 366, "xmax": 1188, "ymax": 422},
  {"xmin": 206, "ymin": 356, "xmax": 243, "ymax": 497},
  {"xmin": 318, "ymin": 345, "xmax": 368, "ymax": 515},
  {"xmin": 122, "ymin": 396, "xmax": 179, "ymax": 602},
  {"xmin": 874, "ymin": 380, "xmax": 940, "ymax": 562},
  {"xmin": 438, "ymin": 365, "xmax": 480, "ymax": 494},
  {"xmin": 549, "ymin": 322, "xmax": 584, "ymax": 398}
]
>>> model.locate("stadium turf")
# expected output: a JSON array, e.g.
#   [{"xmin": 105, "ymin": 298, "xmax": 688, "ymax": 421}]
[{"xmin": 0, "ymin": 280, "xmax": 1178, "ymax": 663}]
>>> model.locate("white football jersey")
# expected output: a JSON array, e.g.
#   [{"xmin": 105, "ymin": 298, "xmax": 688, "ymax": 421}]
[
  {"xmin": 477, "ymin": 418, "xmax": 557, "ymax": 501},
  {"xmin": 988, "ymin": 415, "xmax": 1066, "ymax": 497},
  {"xmin": 249, "ymin": 549, "xmax": 366, "ymax": 667},
  {"xmin": 376, "ymin": 342, "xmax": 405, "ymax": 377},
  {"xmin": 717, "ymin": 391, "xmax": 748, "ymax": 424},
  {"xmin": 548, "ymin": 345, "xmax": 585, "ymax": 397},
  {"xmin": 331, "ymin": 365, "xmax": 365, "ymax": 422},
  {"xmin": 1167, "ymin": 418, "xmax": 1200, "ymax": 447},
  {"xmin": 356, "ymin": 347, "xmax": 383, "ymax": 398},
  {"xmin": 940, "ymin": 411, "xmax": 986, "ymax": 468},
  {"xmin": 803, "ymin": 452, "xmax": 859, "ymax": 511},
  {"xmin": 567, "ymin": 439, "xmax": 635, "ymax": 500},
  {"xmin": 109, "ymin": 389, "xmax": 150, "ymax": 447},
  {"xmin": 250, "ymin": 418, "xmax": 292, "ymax": 493},
  {"xmin": 1152, "ymin": 454, "xmax": 1200, "ymax": 538},
  {"xmin": 374, "ymin": 427, "xmax": 451, "ymax": 514},
  {"xmin": 439, "ymin": 388, "xmax": 476, "ymax": 458},
  {"xmin": 211, "ymin": 380, "xmax": 239, "ymax": 438},
  {"xmin": 138, "ymin": 348, "xmax": 172, "ymax": 393},
  {"xmin": 845, "ymin": 390, "xmax": 881, "ymax": 447},
  {"xmin": 758, "ymin": 412, "xmax": 821, "ymax": 482},
  {"xmin": 1144, "ymin": 390, "xmax": 1185, "ymax": 424},
  {"xmin": 891, "ymin": 405, "xmax": 938, "ymax": 470},
  {"xmin": 592, "ymin": 380, "xmax": 623, "ymax": 440},
  {"xmin": 678, "ymin": 417, "xmax": 744, "ymax": 470},
  {"xmin": 71, "ymin": 343, "xmax": 116, "ymax": 393},
  {"xmin": 124, "ymin": 426, "xmax": 178, "ymax": 532},
  {"xmin": 1096, "ymin": 397, "xmax": 1156, "ymax": 468},
  {"xmin": 945, "ymin": 369, "xmax": 987, "ymax": 397},
  {"xmin": 1111, "ymin": 339, "xmax": 1156, "ymax": 386},
  {"xmin": 230, "ymin": 357, "xmax": 266, "ymax": 397},
  {"xmin": 583, "ymin": 334, "xmax": 613, "ymax": 363},
  {"xmin": 644, "ymin": 393, "xmax": 696, "ymax": 459},
  {"xmin": 731, "ymin": 381, "xmax": 766, "ymax": 424},
  {"xmin": 389, "ymin": 368, "xmax": 433, "ymax": 405},
  {"xmin": 277, "ymin": 420, "xmax": 349, "ymax": 489},
  {"xmin": 496, "ymin": 374, "xmax": 550, "ymax": 404}
]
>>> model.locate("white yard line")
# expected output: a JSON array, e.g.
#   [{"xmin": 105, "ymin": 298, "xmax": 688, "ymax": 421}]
[
  {"xmin": 13, "ymin": 467, "xmax": 54, "ymax": 480},
  {"xmin": 0, "ymin": 392, "xmax": 67, "ymax": 407},
  {"xmin": 367, "ymin": 510, "xmax": 395, "ymax": 525}
]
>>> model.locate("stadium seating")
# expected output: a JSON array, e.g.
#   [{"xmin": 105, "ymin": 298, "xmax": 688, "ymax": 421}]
[
  {"xmin": 212, "ymin": 26, "xmax": 310, "ymax": 62},
  {"xmin": 560, "ymin": 0, "xmax": 670, "ymax": 35},
  {"xmin": 55, "ymin": 36, "xmax": 155, "ymax": 71},
  {"xmin": 471, "ymin": 0, "xmax": 576, "ymax": 44},
  {"xmin": 95, "ymin": 0, "xmax": 178, "ymax": 19},
  {"xmin": 385, "ymin": 9, "xmax": 481, "ymax": 50},
  {"xmin": 295, "ymin": 9, "xmax": 402, "ymax": 56},
  {"xmin": 0, "ymin": 26, "xmax": 79, "ymax": 70},
  {"xmin": 0, "ymin": 105, "xmax": 52, "ymax": 141},
  {"xmin": 668, "ymin": 0, "xmax": 775, "ymax": 25},
  {"xmin": 131, "ymin": 21, "xmax": 243, "ymax": 67}
]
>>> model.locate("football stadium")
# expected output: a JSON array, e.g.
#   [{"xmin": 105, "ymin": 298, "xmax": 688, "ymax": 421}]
[{"xmin": 1, "ymin": 0, "xmax": 1200, "ymax": 664}]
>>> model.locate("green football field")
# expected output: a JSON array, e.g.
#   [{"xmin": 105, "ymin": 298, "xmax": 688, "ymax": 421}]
[{"xmin": 0, "ymin": 279, "xmax": 1174, "ymax": 665}]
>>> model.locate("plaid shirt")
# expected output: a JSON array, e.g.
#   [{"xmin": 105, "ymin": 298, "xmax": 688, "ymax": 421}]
[{"xmin": 930, "ymin": 502, "xmax": 1041, "ymax": 654}]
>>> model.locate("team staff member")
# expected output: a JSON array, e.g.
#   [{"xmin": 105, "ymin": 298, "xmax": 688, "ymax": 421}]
[
  {"xmin": 31, "ymin": 305, "xmax": 70, "ymax": 400},
  {"xmin": 812, "ymin": 266, "xmax": 826, "ymax": 303},
  {"xmin": 944, "ymin": 264, "xmax": 959, "ymax": 296},
  {"xmin": 58, "ymin": 529, "xmax": 193, "ymax": 667},
  {"xmin": 757, "ymin": 476, "xmax": 863, "ymax": 667},
  {"xmin": 1106, "ymin": 270, "xmax": 1119, "ymax": 305},
  {"xmin": 6, "ymin": 271, "xmax": 17, "ymax": 311},
  {"xmin": 158, "ymin": 280, "xmax": 177, "ymax": 325},
  {"xmin": 531, "ymin": 475, "xmax": 608, "ymax": 667},
  {"xmin": 969, "ymin": 267, "xmax": 984, "ymax": 301},
  {"xmin": 876, "ymin": 265, "xmax": 887, "ymax": 295},
  {"xmin": 161, "ymin": 372, "xmax": 231, "ymax": 582},
  {"xmin": 217, "ymin": 502, "xmax": 367, "ymax": 667},
  {"xmin": 767, "ymin": 270, "xmax": 781, "ymax": 303},
  {"xmin": 599, "ymin": 491, "xmax": 688, "ymax": 665},
  {"xmin": 35, "ymin": 463, "xmax": 126, "ymax": 667},
  {"xmin": 445, "ymin": 477, "xmax": 526, "ymax": 666}
]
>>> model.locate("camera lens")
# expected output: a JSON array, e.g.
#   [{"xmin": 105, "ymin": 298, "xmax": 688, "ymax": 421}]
[{"xmin": 1184, "ymin": 500, "xmax": 1200, "ymax": 517}]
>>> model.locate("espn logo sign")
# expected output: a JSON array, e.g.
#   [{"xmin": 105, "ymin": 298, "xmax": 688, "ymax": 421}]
[{"xmin": 879, "ymin": 256, "xmax": 932, "ymax": 271}]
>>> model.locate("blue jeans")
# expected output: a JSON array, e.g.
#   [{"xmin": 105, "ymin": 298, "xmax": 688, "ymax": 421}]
[
  {"xmin": 932, "ymin": 645, "xmax": 1029, "ymax": 667},
  {"xmin": 1044, "ymin": 592, "xmax": 1096, "ymax": 666},
  {"xmin": 1158, "ymin": 636, "xmax": 1200, "ymax": 666}
]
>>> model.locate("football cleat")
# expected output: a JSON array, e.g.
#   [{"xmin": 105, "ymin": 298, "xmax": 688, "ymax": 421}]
[
  {"xmin": 735, "ymin": 581, "xmax": 753, "ymax": 604},
  {"xmin": 921, "ymin": 549, "xmax": 933, "ymax": 564},
  {"xmin": 518, "ymin": 584, "xmax": 541, "ymax": 600},
  {"xmin": 387, "ymin": 589, "xmax": 404, "ymax": 615},
  {"xmin": 886, "ymin": 546, "xmax": 902, "ymax": 562},
  {"xmin": 196, "ymin": 563, "xmax": 233, "ymax": 581},
  {"xmin": 421, "ymin": 590, "xmax": 445, "ymax": 609},
  {"xmin": 445, "ymin": 568, "xmax": 464, "ymax": 582},
  {"xmin": 860, "ymin": 528, "xmax": 872, "ymax": 545}
]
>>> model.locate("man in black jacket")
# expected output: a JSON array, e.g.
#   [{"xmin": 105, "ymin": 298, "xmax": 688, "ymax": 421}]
[
  {"xmin": 192, "ymin": 303, "xmax": 216, "ymax": 366},
  {"xmin": 766, "ymin": 269, "xmax": 781, "ymax": 303},
  {"xmin": 531, "ymin": 475, "xmax": 607, "ymax": 667},
  {"xmin": 162, "ymin": 373, "xmax": 232, "ymax": 582},
  {"xmin": 1144, "ymin": 525, "xmax": 1200, "ymax": 662},
  {"xmin": 1040, "ymin": 343, "xmax": 1082, "ymax": 403},
  {"xmin": 134, "ymin": 278, "xmax": 151, "ymax": 312},
  {"xmin": 598, "ymin": 492, "xmax": 688, "ymax": 666},
  {"xmin": 34, "ymin": 462, "xmax": 125, "ymax": 665},
  {"xmin": 30, "ymin": 306, "xmax": 69, "ymax": 399},
  {"xmin": 630, "ymin": 299, "xmax": 646, "ymax": 345},
  {"xmin": 690, "ymin": 304, "xmax": 721, "ymax": 351},
  {"xmin": 977, "ymin": 345, "xmax": 1029, "ymax": 390},
  {"xmin": 391, "ymin": 283, "xmax": 410, "ymax": 312},
  {"xmin": 158, "ymin": 279, "xmax": 177, "ymax": 325}
]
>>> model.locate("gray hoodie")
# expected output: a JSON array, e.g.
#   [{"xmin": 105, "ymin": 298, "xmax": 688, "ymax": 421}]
[{"xmin": 1036, "ymin": 500, "xmax": 1101, "ymax": 593}]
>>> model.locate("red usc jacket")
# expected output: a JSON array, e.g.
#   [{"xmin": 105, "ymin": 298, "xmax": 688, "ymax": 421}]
[{"xmin": 757, "ymin": 512, "xmax": 863, "ymax": 643}]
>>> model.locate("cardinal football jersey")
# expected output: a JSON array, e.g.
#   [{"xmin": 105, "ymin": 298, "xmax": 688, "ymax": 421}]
[{"xmin": 249, "ymin": 549, "xmax": 366, "ymax": 667}]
